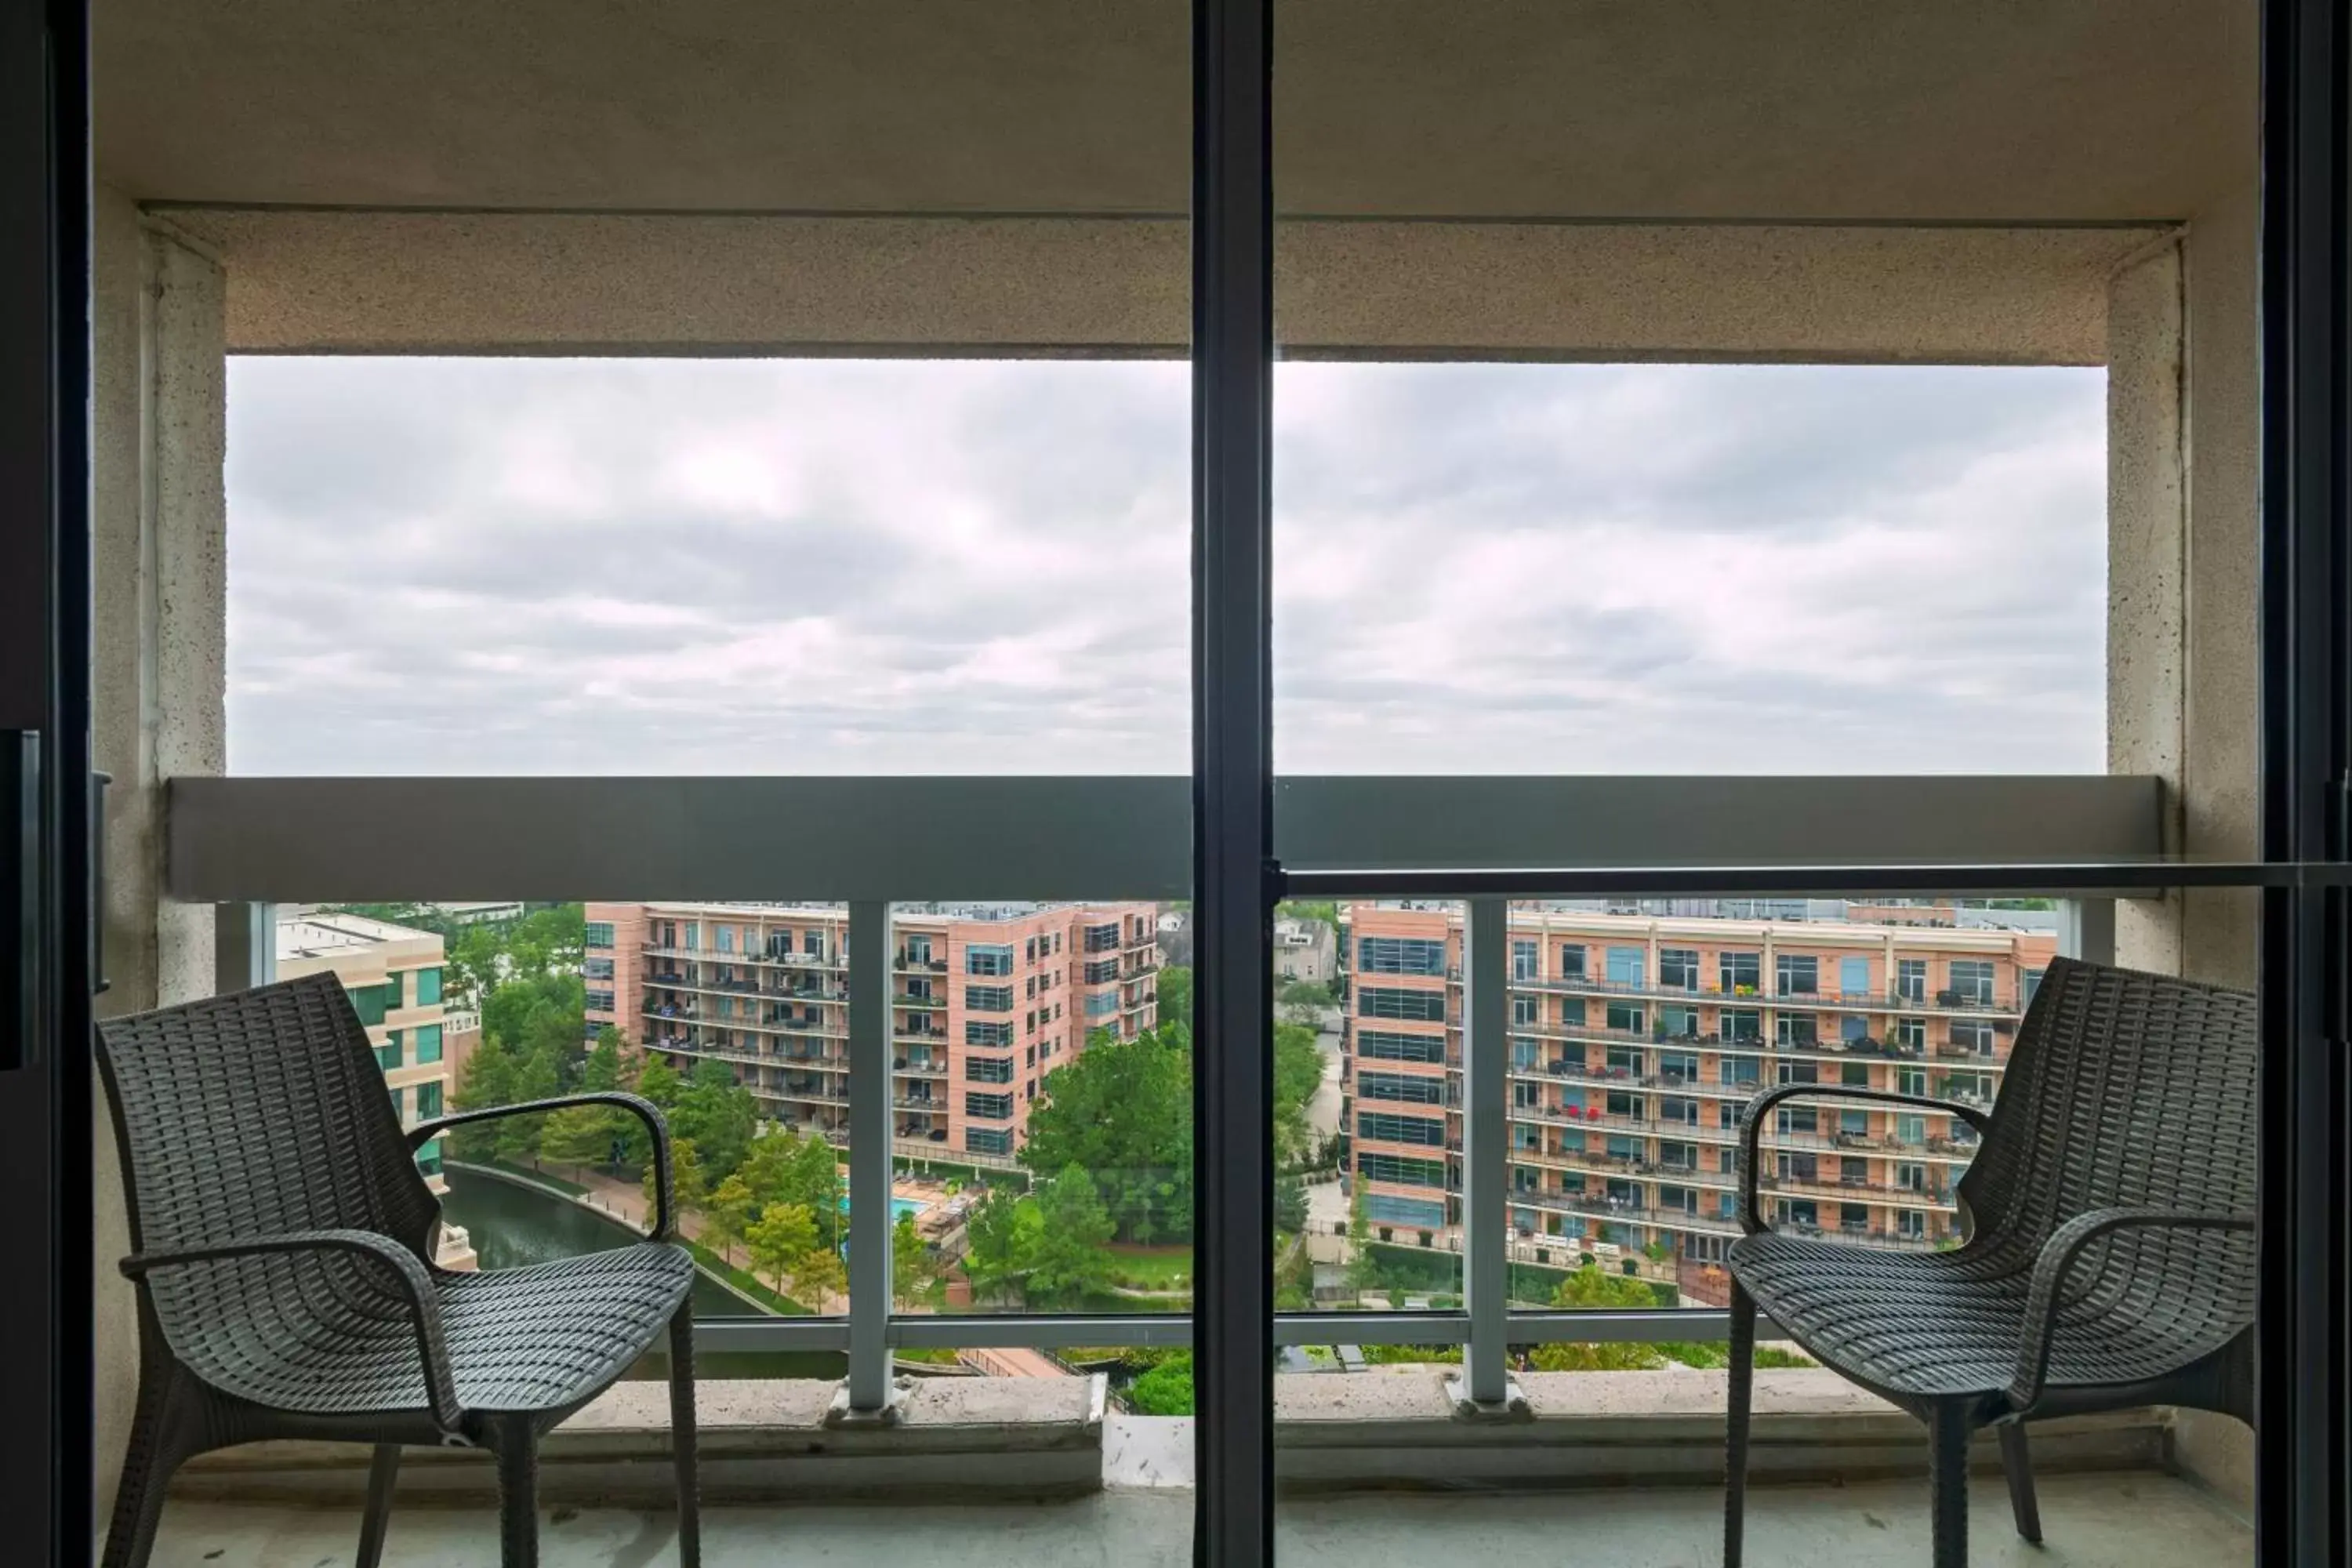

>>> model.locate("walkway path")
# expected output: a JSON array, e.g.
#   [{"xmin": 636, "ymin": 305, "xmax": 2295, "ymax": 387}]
[{"xmin": 958, "ymin": 1346, "xmax": 1071, "ymax": 1378}]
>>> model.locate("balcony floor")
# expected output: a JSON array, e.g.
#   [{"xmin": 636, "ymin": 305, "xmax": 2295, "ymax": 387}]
[{"xmin": 151, "ymin": 1471, "xmax": 2246, "ymax": 1566}]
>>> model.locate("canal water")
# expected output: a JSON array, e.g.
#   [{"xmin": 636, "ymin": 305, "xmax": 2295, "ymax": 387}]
[{"xmin": 439, "ymin": 1167, "xmax": 844, "ymax": 1381}]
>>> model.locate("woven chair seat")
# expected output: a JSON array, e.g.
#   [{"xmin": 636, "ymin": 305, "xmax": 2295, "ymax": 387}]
[{"xmin": 1728, "ymin": 1230, "xmax": 2240, "ymax": 1403}]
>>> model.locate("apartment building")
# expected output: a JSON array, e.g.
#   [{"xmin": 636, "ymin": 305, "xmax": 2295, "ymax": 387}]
[
  {"xmin": 1340, "ymin": 903, "xmax": 2056, "ymax": 1271},
  {"xmin": 586, "ymin": 902, "xmax": 1161, "ymax": 1164},
  {"xmin": 1273, "ymin": 917, "xmax": 1338, "ymax": 987},
  {"xmin": 274, "ymin": 909, "xmax": 476, "ymax": 1269}
]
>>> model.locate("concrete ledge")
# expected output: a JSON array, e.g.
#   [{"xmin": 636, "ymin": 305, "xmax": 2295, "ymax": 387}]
[
  {"xmin": 1270, "ymin": 1367, "xmax": 2169, "ymax": 1492},
  {"xmin": 172, "ymin": 1376, "xmax": 1107, "ymax": 1507},
  {"xmin": 171, "ymin": 1369, "xmax": 2179, "ymax": 1506}
]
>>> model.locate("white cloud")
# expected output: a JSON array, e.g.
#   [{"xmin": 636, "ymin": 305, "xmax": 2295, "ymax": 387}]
[{"xmin": 226, "ymin": 358, "xmax": 2104, "ymax": 777}]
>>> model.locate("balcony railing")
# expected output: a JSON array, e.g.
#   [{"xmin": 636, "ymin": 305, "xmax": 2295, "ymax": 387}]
[
  {"xmin": 173, "ymin": 770, "xmax": 2146, "ymax": 1408},
  {"xmin": 1503, "ymin": 971, "xmax": 2023, "ymax": 1017}
]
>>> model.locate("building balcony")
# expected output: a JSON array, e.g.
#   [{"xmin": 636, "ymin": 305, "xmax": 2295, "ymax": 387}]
[{"xmin": 1504, "ymin": 973, "xmax": 2025, "ymax": 1018}]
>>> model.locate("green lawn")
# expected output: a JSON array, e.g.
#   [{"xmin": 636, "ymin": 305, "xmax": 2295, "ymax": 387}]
[
  {"xmin": 681, "ymin": 1239, "xmax": 812, "ymax": 1316},
  {"xmin": 1102, "ymin": 1245, "xmax": 1193, "ymax": 1291}
]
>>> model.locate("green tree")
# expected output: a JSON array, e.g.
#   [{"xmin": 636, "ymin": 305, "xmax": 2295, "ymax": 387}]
[
  {"xmin": 745, "ymin": 1202, "xmax": 819, "ymax": 1296},
  {"xmin": 1153, "ymin": 966, "xmax": 1192, "ymax": 1030},
  {"xmin": 1018, "ymin": 1024, "xmax": 1192, "ymax": 1243},
  {"xmin": 537, "ymin": 1102, "xmax": 617, "ymax": 1168},
  {"xmin": 962, "ymin": 1185, "xmax": 1042, "ymax": 1305},
  {"xmin": 495, "ymin": 1044, "xmax": 561, "ymax": 1163},
  {"xmin": 891, "ymin": 1211, "xmax": 931, "ymax": 1308},
  {"xmin": 671, "ymin": 1059, "xmax": 758, "ymax": 1181},
  {"xmin": 1525, "ymin": 1261, "xmax": 1669, "ymax": 1370},
  {"xmin": 1127, "ymin": 1353, "xmax": 1195, "ymax": 1416},
  {"xmin": 1025, "ymin": 1165, "xmax": 1116, "ymax": 1308},
  {"xmin": 702, "ymin": 1174, "xmax": 756, "ymax": 1267},
  {"xmin": 1345, "ymin": 1185, "xmax": 1379, "ymax": 1298},
  {"xmin": 1274, "ymin": 1173, "xmax": 1308, "ymax": 1234},
  {"xmin": 794, "ymin": 1244, "xmax": 848, "ymax": 1314},
  {"xmin": 635, "ymin": 1053, "xmax": 683, "ymax": 1111},
  {"xmin": 648, "ymin": 1137, "xmax": 706, "ymax": 1229},
  {"xmin": 448, "ymin": 1033, "xmax": 518, "ymax": 1162},
  {"xmin": 1272, "ymin": 1022, "xmax": 1324, "ymax": 1164},
  {"xmin": 581, "ymin": 1027, "xmax": 626, "ymax": 1091}
]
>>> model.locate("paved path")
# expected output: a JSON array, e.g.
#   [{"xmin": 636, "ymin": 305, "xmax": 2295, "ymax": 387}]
[{"xmin": 959, "ymin": 1345, "xmax": 1070, "ymax": 1378}]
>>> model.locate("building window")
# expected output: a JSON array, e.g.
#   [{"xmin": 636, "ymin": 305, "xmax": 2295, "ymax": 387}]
[
  {"xmin": 389, "ymin": 1084, "xmax": 406, "ymax": 1121},
  {"xmin": 1083, "ymin": 991, "xmax": 1117, "ymax": 1017},
  {"xmin": 1897, "ymin": 958, "xmax": 1927, "ymax": 1002},
  {"xmin": 586, "ymin": 922, "xmax": 615, "ymax": 949},
  {"xmin": 803, "ymin": 930, "xmax": 823, "ymax": 956},
  {"xmin": 1719, "ymin": 951, "xmax": 1762, "ymax": 994},
  {"xmin": 1083, "ymin": 957, "xmax": 1120, "ymax": 983},
  {"xmin": 1511, "ymin": 939, "xmax": 1536, "ymax": 981},
  {"xmin": 1559, "ymin": 996, "xmax": 1587, "ymax": 1027},
  {"xmin": 2024, "ymin": 967, "xmax": 2045, "ymax": 1005},
  {"xmin": 966, "ymin": 944, "xmax": 1014, "ymax": 976},
  {"xmin": 1659, "ymin": 947, "xmax": 1699, "ymax": 991},
  {"xmin": 1896, "ymin": 1016, "xmax": 1926, "ymax": 1050},
  {"xmin": 1777, "ymin": 1014, "xmax": 1820, "ymax": 1049},
  {"xmin": 1896, "ymin": 1065, "xmax": 1927, "ymax": 1096},
  {"xmin": 1659, "ymin": 1004, "xmax": 1700, "ymax": 1039},
  {"xmin": 1357, "ymin": 1112, "xmax": 1446, "ymax": 1147},
  {"xmin": 1951, "ymin": 1019, "xmax": 1995, "ymax": 1056},
  {"xmin": 1359, "ymin": 1153, "xmax": 1447, "ymax": 1187},
  {"xmin": 1659, "ymin": 1051, "xmax": 1699, "ymax": 1083},
  {"xmin": 1775, "ymin": 954, "xmax": 1819, "ymax": 996},
  {"xmin": 1363, "ymin": 1193, "xmax": 1446, "ymax": 1229},
  {"xmin": 349, "ymin": 984, "xmax": 390, "ymax": 1026},
  {"xmin": 966, "ymin": 1020, "xmax": 1014, "ymax": 1047},
  {"xmin": 966, "ymin": 985, "xmax": 1013, "ymax": 1011},
  {"xmin": 1084, "ymin": 923, "xmax": 1120, "ymax": 953},
  {"xmin": 968, "ymin": 1055, "xmax": 1014, "ymax": 1084},
  {"xmin": 1357, "ymin": 1029, "xmax": 1446, "ymax": 1064},
  {"xmin": 717, "ymin": 924, "xmax": 735, "ymax": 953},
  {"xmin": 1721, "ymin": 1007, "xmax": 1762, "ymax": 1043},
  {"xmin": 1359, "ymin": 936, "xmax": 1446, "ymax": 975},
  {"xmin": 1559, "ymin": 944, "xmax": 1587, "ymax": 979},
  {"xmin": 583, "ymin": 956, "xmax": 615, "ymax": 981},
  {"xmin": 967, "ymin": 1127, "xmax": 1013, "ymax": 1156},
  {"xmin": 1359, "ymin": 1072, "xmax": 1446, "ymax": 1105},
  {"xmin": 1948, "ymin": 959, "xmax": 1995, "ymax": 1005},
  {"xmin": 1359, "ymin": 986, "xmax": 1446, "ymax": 1022},
  {"xmin": 1720, "ymin": 1057, "xmax": 1761, "ymax": 1087},
  {"xmin": 1605, "ymin": 1002, "xmax": 1644, "ymax": 1034},
  {"xmin": 1840, "ymin": 1014, "xmax": 1867, "ymax": 1042},
  {"xmin": 376, "ymin": 1038, "xmax": 401, "ymax": 1073},
  {"xmin": 964, "ymin": 1091, "xmax": 1014, "ymax": 1120},
  {"xmin": 1604, "ymin": 946, "xmax": 1645, "ymax": 987},
  {"xmin": 415, "ymin": 966, "xmax": 445, "ymax": 1004},
  {"xmin": 416, "ymin": 1080, "xmax": 443, "ymax": 1120},
  {"xmin": 586, "ymin": 989, "xmax": 615, "ymax": 1011},
  {"xmin": 1512, "ymin": 994, "xmax": 1537, "ymax": 1027},
  {"xmin": 414, "ymin": 1024, "xmax": 444, "ymax": 1064},
  {"xmin": 1838, "ymin": 956, "xmax": 1870, "ymax": 996}
]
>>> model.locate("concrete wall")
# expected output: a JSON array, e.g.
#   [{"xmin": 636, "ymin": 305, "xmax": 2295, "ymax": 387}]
[
  {"xmin": 89, "ymin": 184, "xmax": 227, "ymax": 1543},
  {"xmin": 2104, "ymin": 177, "xmax": 2261, "ymax": 1513}
]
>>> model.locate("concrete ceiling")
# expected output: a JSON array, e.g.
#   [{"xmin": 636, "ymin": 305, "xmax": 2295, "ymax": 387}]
[{"xmin": 96, "ymin": 2, "xmax": 2253, "ymax": 222}]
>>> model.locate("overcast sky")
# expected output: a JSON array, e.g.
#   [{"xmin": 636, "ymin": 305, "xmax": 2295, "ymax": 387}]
[{"xmin": 225, "ymin": 358, "xmax": 2104, "ymax": 777}]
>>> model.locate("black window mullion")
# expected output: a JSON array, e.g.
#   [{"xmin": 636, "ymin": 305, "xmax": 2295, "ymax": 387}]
[{"xmin": 1191, "ymin": 0, "xmax": 1275, "ymax": 1557}]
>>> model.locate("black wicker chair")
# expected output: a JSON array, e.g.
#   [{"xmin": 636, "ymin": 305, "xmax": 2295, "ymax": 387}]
[
  {"xmin": 96, "ymin": 972, "xmax": 702, "ymax": 1568},
  {"xmin": 1723, "ymin": 956, "xmax": 2256, "ymax": 1567}
]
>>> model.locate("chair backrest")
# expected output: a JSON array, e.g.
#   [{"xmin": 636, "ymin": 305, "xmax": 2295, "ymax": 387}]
[
  {"xmin": 97, "ymin": 973, "xmax": 443, "ymax": 1270},
  {"xmin": 1959, "ymin": 956, "xmax": 2259, "ymax": 1273}
]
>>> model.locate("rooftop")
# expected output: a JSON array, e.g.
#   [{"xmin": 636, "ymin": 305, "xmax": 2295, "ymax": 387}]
[{"xmin": 272, "ymin": 909, "xmax": 440, "ymax": 964}]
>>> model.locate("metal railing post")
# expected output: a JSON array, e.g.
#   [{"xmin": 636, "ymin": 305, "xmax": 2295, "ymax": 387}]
[
  {"xmin": 213, "ymin": 900, "xmax": 274, "ymax": 994},
  {"xmin": 2058, "ymin": 898, "xmax": 2116, "ymax": 966},
  {"xmin": 1454, "ymin": 896, "xmax": 1523, "ymax": 1416},
  {"xmin": 840, "ymin": 898, "xmax": 898, "ymax": 1418}
]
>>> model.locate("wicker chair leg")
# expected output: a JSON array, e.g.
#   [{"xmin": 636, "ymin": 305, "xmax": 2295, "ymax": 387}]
[
  {"xmin": 669, "ymin": 1302, "xmax": 702, "ymax": 1568},
  {"xmin": 1724, "ymin": 1279, "xmax": 1757, "ymax": 1568},
  {"xmin": 1997, "ymin": 1421, "xmax": 2042, "ymax": 1544},
  {"xmin": 356, "ymin": 1443, "xmax": 401, "ymax": 1568},
  {"xmin": 100, "ymin": 1368, "xmax": 192, "ymax": 1568},
  {"xmin": 1929, "ymin": 1401, "xmax": 1971, "ymax": 1568},
  {"xmin": 495, "ymin": 1422, "xmax": 541, "ymax": 1568}
]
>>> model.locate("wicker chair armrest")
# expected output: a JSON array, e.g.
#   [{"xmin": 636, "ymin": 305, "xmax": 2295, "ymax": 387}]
[
  {"xmin": 408, "ymin": 1091, "xmax": 676, "ymax": 1239},
  {"xmin": 2008, "ymin": 1206, "xmax": 2255, "ymax": 1412},
  {"xmin": 122, "ymin": 1227, "xmax": 463, "ymax": 1430},
  {"xmin": 1737, "ymin": 1084, "xmax": 1994, "ymax": 1234}
]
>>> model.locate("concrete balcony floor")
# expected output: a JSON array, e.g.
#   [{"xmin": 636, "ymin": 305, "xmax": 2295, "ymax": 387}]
[{"xmin": 152, "ymin": 1471, "xmax": 2247, "ymax": 1567}]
